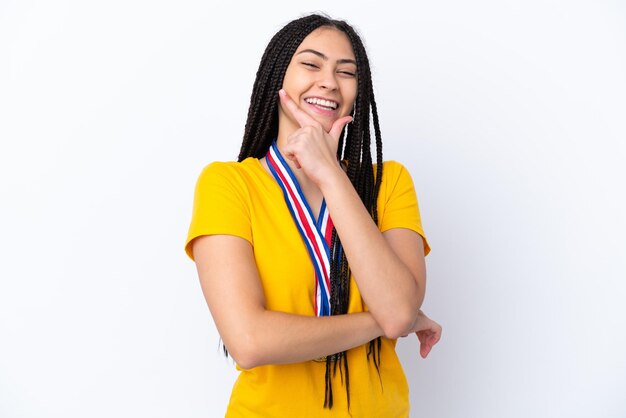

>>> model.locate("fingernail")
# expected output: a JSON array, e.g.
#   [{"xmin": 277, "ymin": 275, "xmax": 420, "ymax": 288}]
[{"xmin": 279, "ymin": 89, "xmax": 286, "ymax": 96}]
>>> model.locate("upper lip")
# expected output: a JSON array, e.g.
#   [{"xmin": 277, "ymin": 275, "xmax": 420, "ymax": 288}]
[{"xmin": 304, "ymin": 96, "xmax": 340, "ymax": 109}]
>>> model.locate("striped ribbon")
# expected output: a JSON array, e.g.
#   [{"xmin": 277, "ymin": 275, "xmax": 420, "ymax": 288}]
[{"xmin": 266, "ymin": 141, "xmax": 334, "ymax": 317}]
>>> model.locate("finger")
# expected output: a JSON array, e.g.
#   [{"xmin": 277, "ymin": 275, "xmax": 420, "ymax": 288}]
[
  {"xmin": 416, "ymin": 331, "xmax": 426, "ymax": 344},
  {"xmin": 431, "ymin": 329, "xmax": 442, "ymax": 345},
  {"xmin": 420, "ymin": 345, "xmax": 432, "ymax": 358},
  {"xmin": 284, "ymin": 151, "xmax": 301, "ymax": 169},
  {"xmin": 279, "ymin": 89, "xmax": 318, "ymax": 128},
  {"xmin": 328, "ymin": 115, "xmax": 352, "ymax": 141},
  {"xmin": 417, "ymin": 332, "xmax": 433, "ymax": 358}
]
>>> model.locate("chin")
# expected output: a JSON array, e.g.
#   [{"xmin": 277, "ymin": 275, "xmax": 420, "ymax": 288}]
[{"xmin": 316, "ymin": 116, "xmax": 347, "ymax": 133}]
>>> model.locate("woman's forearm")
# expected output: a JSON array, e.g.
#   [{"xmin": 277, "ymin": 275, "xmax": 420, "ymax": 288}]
[
  {"xmin": 318, "ymin": 166, "xmax": 423, "ymax": 338},
  {"xmin": 235, "ymin": 310, "xmax": 383, "ymax": 369},
  {"xmin": 193, "ymin": 234, "xmax": 386, "ymax": 370},
  {"xmin": 276, "ymin": 90, "xmax": 426, "ymax": 339}
]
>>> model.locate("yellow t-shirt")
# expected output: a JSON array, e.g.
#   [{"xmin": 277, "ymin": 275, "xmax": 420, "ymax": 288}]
[{"xmin": 185, "ymin": 157, "xmax": 430, "ymax": 418}]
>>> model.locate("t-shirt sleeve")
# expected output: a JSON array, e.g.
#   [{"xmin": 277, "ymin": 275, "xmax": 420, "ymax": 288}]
[
  {"xmin": 378, "ymin": 161, "xmax": 431, "ymax": 256},
  {"xmin": 184, "ymin": 162, "xmax": 252, "ymax": 260}
]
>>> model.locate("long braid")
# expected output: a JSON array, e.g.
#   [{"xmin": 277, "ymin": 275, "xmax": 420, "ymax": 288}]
[
  {"xmin": 236, "ymin": 14, "xmax": 385, "ymax": 410},
  {"xmin": 337, "ymin": 24, "xmax": 385, "ymax": 386}
]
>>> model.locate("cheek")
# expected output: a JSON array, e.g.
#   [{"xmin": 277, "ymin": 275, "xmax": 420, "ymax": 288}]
[
  {"xmin": 282, "ymin": 80, "xmax": 306, "ymax": 103},
  {"xmin": 345, "ymin": 83, "xmax": 358, "ymax": 109},
  {"xmin": 345, "ymin": 94, "xmax": 357, "ymax": 113},
  {"xmin": 280, "ymin": 68, "xmax": 297, "ymax": 92}
]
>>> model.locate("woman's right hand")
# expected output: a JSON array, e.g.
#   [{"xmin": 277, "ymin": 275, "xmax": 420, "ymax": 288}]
[
  {"xmin": 406, "ymin": 310, "xmax": 442, "ymax": 359},
  {"xmin": 277, "ymin": 89, "xmax": 352, "ymax": 187}
]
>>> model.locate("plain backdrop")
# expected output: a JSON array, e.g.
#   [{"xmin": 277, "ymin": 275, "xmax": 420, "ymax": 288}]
[{"xmin": 1, "ymin": 1, "xmax": 625, "ymax": 417}]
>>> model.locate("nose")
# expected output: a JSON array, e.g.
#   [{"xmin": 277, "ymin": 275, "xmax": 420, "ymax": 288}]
[{"xmin": 317, "ymin": 69, "xmax": 339, "ymax": 91}]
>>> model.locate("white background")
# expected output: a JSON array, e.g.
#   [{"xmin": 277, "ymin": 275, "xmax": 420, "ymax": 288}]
[{"xmin": 1, "ymin": 1, "xmax": 625, "ymax": 417}]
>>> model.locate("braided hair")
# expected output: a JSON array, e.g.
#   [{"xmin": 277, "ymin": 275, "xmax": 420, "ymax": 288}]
[{"xmin": 237, "ymin": 14, "xmax": 384, "ymax": 410}]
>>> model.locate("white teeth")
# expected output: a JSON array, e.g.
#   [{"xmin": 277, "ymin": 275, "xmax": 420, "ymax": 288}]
[{"xmin": 305, "ymin": 97, "xmax": 338, "ymax": 109}]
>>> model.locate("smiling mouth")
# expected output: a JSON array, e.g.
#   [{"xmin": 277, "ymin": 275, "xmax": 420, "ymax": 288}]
[{"xmin": 304, "ymin": 97, "xmax": 339, "ymax": 110}]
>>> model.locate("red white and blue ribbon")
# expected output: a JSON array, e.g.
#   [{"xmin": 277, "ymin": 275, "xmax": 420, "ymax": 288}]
[{"xmin": 266, "ymin": 141, "xmax": 334, "ymax": 317}]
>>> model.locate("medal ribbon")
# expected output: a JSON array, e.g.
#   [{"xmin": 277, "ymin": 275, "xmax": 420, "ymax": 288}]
[{"xmin": 266, "ymin": 141, "xmax": 334, "ymax": 317}]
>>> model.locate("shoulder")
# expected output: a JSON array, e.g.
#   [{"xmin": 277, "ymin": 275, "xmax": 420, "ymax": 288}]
[
  {"xmin": 195, "ymin": 158, "xmax": 263, "ymax": 189},
  {"xmin": 373, "ymin": 160, "xmax": 410, "ymax": 177},
  {"xmin": 375, "ymin": 160, "xmax": 421, "ymax": 211},
  {"xmin": 375, "ymin": 161, "xmax": 430, "ymax": 254},
  {"xmin": 186, "ymin": 159, "xmax": 262, "ymax": 258},
  {"xmin": 375, "ymin": 160, "xmax": 419, "ymax": 213},
  {"xmin": 377, "ymin": 160, "xmax": 415, "ymax": 189},
  {"xmin": 380, "ymin": 160, "xmax": 408, "ymax": 175},
  {"xmin": 197, "ymin": 159, "xmax": 252, "ymax": 179}
]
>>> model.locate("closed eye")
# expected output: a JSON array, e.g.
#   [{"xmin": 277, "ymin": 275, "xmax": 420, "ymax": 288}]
[{"xmin": 302, "ymin": 62, "xmax": 319, "ymax": 69}]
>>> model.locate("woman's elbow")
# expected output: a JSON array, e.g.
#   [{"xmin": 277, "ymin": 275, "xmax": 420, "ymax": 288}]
[
  {"xmin": 381, "ymin": 283, "xmax": 423, "ymax": 338},
  {"xmin": 224, "ymin": 332, "xmax": 264, "ymax": 370},
  {"xmin": 230, "ymin": 351, "xmax": 259, "ymax": 371},
  {"xmin": 380, "ymin": 307, "xmax": 419, "ymax": 339}
]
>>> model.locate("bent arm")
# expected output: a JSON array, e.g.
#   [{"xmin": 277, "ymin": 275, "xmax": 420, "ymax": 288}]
[
  {"xmin": 192, "ymin": 234, "xmax": 384, "ymax": 369},
  {"xmin": 319, "ymin": 169, "xmax": 427, "ymax": 339},
  {"xmin": 277, "ymin": 91, "xmax": 428, "ymax": 340}
]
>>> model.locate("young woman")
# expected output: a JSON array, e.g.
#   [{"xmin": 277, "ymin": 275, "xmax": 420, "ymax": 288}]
[{"xmin": 185, "ymin": 14, "xmax": 442, "ymax": 417}]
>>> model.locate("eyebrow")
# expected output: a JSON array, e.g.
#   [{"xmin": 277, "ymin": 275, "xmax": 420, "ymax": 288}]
[{"xmin": 296, "ymin": 48, "xmax": 357, "ymax": 65}]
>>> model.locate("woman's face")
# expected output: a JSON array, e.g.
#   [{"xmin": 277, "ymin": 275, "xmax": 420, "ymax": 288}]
[{"xmin": 279, "ymin": 27, "xmax": 358, "ymax": 134}]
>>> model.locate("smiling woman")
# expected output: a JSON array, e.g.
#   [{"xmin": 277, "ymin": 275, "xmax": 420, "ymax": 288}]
[
  {"xmin": 185, "ymin": 13, "xmax": 442, "ymax": 418},
  {"xmin": 280, "ymin": 28, "xmax": 357, "ymax": 135}
]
